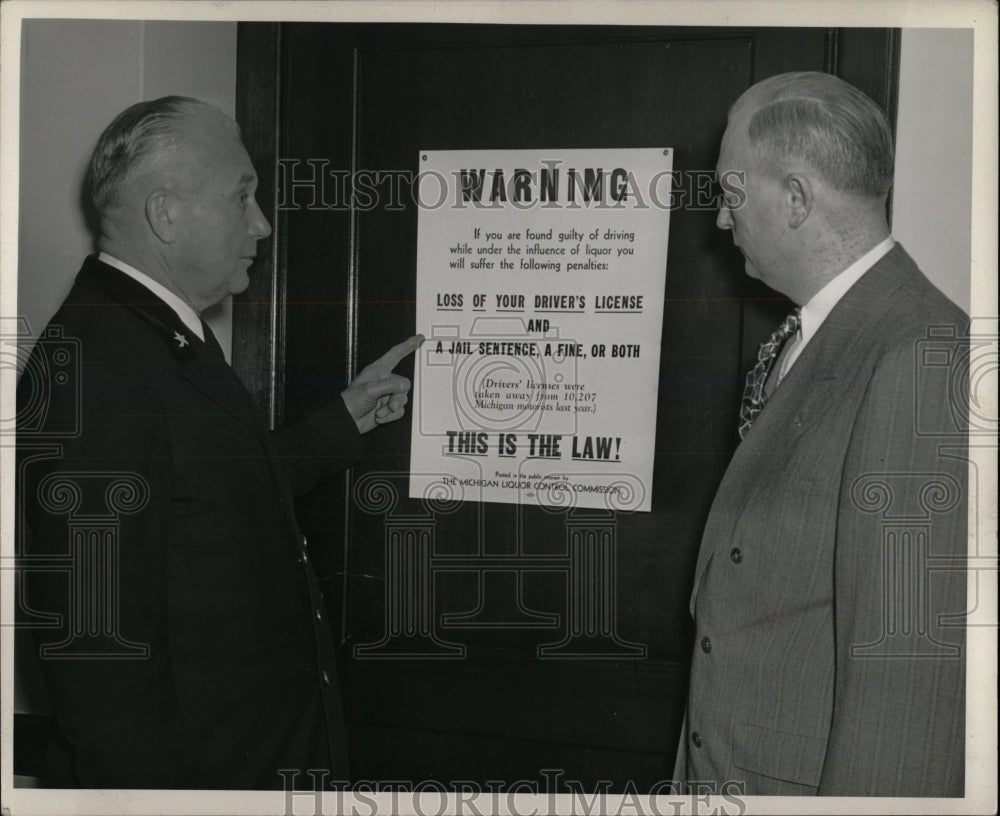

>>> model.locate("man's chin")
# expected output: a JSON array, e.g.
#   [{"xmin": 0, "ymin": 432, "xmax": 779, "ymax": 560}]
[{"xmin": 230, "ymin": 269, "xmax": 252, "ymax": 294}]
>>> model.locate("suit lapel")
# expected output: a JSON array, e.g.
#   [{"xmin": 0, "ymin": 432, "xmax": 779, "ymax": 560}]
[
  {"xmin": 75, "ymin": 256, "xmax": 302, "ymax": 540},
  {"xmin": 690, "ymin": 246, "xmax": 919, "ymax": 600},
  {"xmin": 177, "ymin": 359, "xmax": 266, "ymax": 435},
  {"xmin": 76, "ymin": 256, "xmax": 266, "ymax": 437}
]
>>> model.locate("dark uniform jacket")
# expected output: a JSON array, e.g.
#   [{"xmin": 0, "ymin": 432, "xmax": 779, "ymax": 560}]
[
  {"xmin": 18, "ymin": 256, "xmax": 362, "ymax": 789},
  {"xmin": 673, "ymin": 245, "xmax": 968, "ymax": 795}
]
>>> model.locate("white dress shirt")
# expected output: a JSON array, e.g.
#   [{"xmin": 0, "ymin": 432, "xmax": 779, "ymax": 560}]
[
  {"xmin": 773, "ymin": 236, "xmax": 895, "ymax": 387},
  {"xmin": 98, "ymin": 252, "xmax": 204, "ymax": 342}
]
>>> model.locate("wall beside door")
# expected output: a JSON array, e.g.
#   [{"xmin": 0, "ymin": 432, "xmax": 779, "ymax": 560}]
[
  {"xmin": 16, "ymin": 19, "xmax": 237, "ymax": 358},
  {"xmin": 892, "ymin": 27, "xmax": 973, "ymax": 313}
]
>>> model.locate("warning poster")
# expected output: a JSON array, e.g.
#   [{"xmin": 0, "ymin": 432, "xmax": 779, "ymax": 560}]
[{"xmin": 409, "ymin": 148, "xmax": 673, "ymax": 512}]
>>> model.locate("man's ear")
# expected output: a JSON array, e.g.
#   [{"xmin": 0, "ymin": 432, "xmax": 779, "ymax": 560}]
[
  {"xmin": 145, "ymin": 190, "xmax": 178, "ymax": 243},
  {"xmin": 785, "ymin": 173, "xmax": 813, "ymax": 229}
]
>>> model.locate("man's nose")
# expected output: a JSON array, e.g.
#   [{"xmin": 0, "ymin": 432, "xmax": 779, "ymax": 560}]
[
  {"xmin": 716, "ymin": 204, "xmax": 734, "ymax": 231},
  {"xmin": 249, "ymin": 198, "xmax": 272, "ymax": 240}
]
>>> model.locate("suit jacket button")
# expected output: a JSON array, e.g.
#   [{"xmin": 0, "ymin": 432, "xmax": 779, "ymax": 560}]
[
  {"xmin": 322, "ymin": 669, "xmax": 331, "ymax": 687},
  {"xmin": 315, "ymin": 608, "xmax": 323, "ymax": 624},
  {"xmin": 730, "ymin": 547, "xmax": 742, "ymax": 564},
  {"xmin": 691, "ymin": 731, "xmax": 702, "ymax": 748},
  {"xmin": 700, "ymin": 636, "xmax": 712, "ymax": 654},
  {"xmin": 302, "ymin": 536, "xmax": 309, "ymax": 547}
]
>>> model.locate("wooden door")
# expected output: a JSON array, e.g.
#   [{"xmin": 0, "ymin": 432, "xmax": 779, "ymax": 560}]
[{"xmin": 234, "ymin": 23, "xmax": 898, "ymax": 789}]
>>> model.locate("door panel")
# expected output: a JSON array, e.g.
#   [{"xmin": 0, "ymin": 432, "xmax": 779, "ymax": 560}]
[{"xmin": 234, "ymin": 22, "xmax": 898, "ymax": 788}]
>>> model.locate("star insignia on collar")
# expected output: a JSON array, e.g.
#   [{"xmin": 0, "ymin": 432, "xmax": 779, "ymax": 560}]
[{"xmin": 173, "ymin": 331, "xmax": 190, "ymax": 349}]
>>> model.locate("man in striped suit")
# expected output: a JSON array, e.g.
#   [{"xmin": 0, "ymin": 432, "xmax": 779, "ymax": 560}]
[{"xmin": 673, "ymin": 72, "xmax": 967, "ymax": 796}]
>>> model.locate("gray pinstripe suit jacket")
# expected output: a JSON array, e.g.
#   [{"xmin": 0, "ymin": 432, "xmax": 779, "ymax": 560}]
[{"xmin": 673, "ymin": 244, "xmax": 968, "ymax": 796}]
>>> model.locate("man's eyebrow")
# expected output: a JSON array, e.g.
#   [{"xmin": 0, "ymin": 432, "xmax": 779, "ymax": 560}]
[{"xmin": 233, "ymin": 172, "xmax": 257, "ymax": 189}]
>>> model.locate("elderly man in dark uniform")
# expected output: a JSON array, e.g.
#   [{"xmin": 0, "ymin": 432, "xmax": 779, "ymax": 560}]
[{"xmin": 18, "ymin": 96, "xmax": 420, "ymax": 789}]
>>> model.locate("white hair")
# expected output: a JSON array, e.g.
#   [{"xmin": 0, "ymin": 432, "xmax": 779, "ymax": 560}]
[
  {"xmin": 732, "ymin": 71, "xmax": 894, "ymax": 197},
  {"xmin": 89, "ymin": 96, "xmax": 241, "ymax": 213}
]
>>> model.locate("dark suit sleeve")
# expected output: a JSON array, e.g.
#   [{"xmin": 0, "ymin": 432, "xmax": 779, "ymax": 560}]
[
  {"xmin": 819, "ymin": 339, "xmax": 967, "ymax": 795},
  {"xmin": 20, "ymin": 361, "xmax": 198, "ymax": 788},
  {"xmin": 272, "ymin": 396, "xmax": 363, "ymax": 498}
]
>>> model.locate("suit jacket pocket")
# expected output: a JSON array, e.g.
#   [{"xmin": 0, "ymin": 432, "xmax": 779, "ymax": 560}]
[{"xmin": 733, "ymin": 723, "xmax": 827, "ymax": 787}]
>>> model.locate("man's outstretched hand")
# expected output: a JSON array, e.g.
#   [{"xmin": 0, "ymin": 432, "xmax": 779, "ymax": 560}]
[{"xmin": 340, "ymin": 335, "xmax": 424, "ymax": 433}]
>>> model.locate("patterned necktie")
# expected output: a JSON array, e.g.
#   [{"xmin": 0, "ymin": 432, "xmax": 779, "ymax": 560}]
[{"xmin": 737, "ymin": 308, "xmax": 801, "ymax": 440}]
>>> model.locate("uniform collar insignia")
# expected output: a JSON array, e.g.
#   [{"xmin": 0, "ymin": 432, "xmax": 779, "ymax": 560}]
[{"xmin": 174, "ymin": 330, "xmax": 190, "ymax": 348}]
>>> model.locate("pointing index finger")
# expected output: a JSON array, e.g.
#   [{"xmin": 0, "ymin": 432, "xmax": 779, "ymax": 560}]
[{"xmin": 376, "ymin": 334, "xmax": 425, "ymax": 371}]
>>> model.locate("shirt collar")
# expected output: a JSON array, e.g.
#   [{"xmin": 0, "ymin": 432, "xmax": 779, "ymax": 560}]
[
  {"xmin": 798, "ymin": 235, "xmax": 895, "ymax": 346},
  {"xmin": 98, "ymin": 252, "xmax": 204, "ymax": 342}
]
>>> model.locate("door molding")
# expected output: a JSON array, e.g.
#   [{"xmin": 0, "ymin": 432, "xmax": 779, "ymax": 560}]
[
  {"xmin": 233, "ymin": 21, "xmax": 285, "ymax": 425},
  {"xmin": 234, "ymin": 23, "xmax": 900, "ymax": 418}
]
